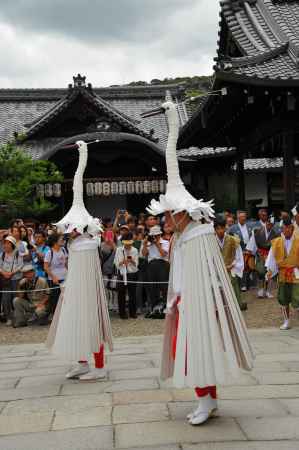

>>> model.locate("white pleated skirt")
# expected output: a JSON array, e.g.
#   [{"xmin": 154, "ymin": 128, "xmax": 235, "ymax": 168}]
[
  {"xmin": 164, "ymin": 232, "xmax": 254, "ymax": 389},
  {"xmin": 46, "ymin": 246, "xmax": 113, "ymax": 361}
]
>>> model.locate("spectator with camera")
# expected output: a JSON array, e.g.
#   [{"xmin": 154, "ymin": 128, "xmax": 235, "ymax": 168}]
[
  {"xmin": 114, "ymin": 232, "xmax": 139, "ymax": 319},
  {"xmin": 141, "ymin": 225, "xmax": 169, "ymax": 316},
  {"xmin": 0, "ymin": 235, "xmax": 23, "ymax": 326},
  {"xmin": 13, "ymin": 264, "xmax": 50, "ymax": 327}
]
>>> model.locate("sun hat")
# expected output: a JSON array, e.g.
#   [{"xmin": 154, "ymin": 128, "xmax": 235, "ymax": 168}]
[
  {"xmin": 4, "ymin": 236, "xmax": 17, "ymax": 247},
  {"xmin": 148, "ymin": 225, "xmax": 162, "ymax": 236},
  {"xmin": 21, "ymin": 264, "xmax": 35, "ymax": 273}
]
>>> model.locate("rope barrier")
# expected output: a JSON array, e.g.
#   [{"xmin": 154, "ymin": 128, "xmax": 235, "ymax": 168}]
[{"xmin": 0, "ymin": 278, "xmax": 169, "ymax": 294}]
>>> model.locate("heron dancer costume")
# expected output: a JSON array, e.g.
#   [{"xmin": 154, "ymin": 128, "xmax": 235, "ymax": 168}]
[
  {"xmin": 46, "ymin": 141, "xmax": 113, "ymax": 381},
  {"xmin": 142, "ymin": 100, "xmax": 254, "ymax": 426}
]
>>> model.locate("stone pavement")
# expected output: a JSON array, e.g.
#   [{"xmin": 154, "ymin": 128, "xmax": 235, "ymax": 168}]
[{"xmin": 0, "ymin": 329, "xmax": 299, "ymax": 449}]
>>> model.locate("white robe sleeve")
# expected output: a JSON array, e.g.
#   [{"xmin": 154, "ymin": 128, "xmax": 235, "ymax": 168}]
[
  {"xmin": 246, "ymin": 233, "xmax": 257, "ymax": 255},
  {"xmin": 265, "ymin": 247, "xmax": 278, "ymax": 278},
  {"xmin": 231, "ymin": 245, "xmax": 244, "ymax": 278}
]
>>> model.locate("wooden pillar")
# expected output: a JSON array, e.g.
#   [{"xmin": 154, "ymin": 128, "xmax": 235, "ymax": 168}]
[
  {"xmin": 283, "ymin": 133, "xmax": 295, "ymax": 211},
  {"xmin": 236, "ymin": 144, "xmax": 245, "ymax": 209}
]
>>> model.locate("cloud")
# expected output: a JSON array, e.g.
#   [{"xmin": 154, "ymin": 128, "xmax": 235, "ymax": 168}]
[{"xmin": 0, "ymin": 0, "xmax": 220, "ymax": 87}]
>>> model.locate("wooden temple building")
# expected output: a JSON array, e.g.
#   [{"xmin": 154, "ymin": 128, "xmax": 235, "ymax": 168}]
[
  {"xmin": 0, "ymin": 75, "xmax": 190, "ymax": 218},
  {"xmin": 178, "ymin": 0, "xmax": 299, "ymax": 213}
]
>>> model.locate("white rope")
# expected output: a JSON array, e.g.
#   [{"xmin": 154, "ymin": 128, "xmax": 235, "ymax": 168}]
[{"xmin": 0, "ymin": 278, "xmax": 169, "ymax": 293}]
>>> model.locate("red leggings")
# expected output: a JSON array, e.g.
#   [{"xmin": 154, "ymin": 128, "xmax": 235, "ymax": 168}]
[
  {"xmin": 79, "ymin": 344, "xmax": 105, "ymax": 369},
  {"xmin": 172, "ymin": 299, "xmax": 216, "ymax": 399}
]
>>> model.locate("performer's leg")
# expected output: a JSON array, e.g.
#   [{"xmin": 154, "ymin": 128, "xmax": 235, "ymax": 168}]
[
  {"xmin": 127, "ymin": 274, "xmax": 137, "ymax": 318},
  {"xmin": 278, "ymin": 283, "xmax": 291, "ymax": 330},
  {"xmin": 79, "ymin": 344, "xmax": 107, "ymax": 381},
  {"xmin": 188, "ymin": 386, "xmax": 218, "ymax": 426},
  {"xmin": 118, "ymin": 282, "xmax": 128, "ymax": 319}
]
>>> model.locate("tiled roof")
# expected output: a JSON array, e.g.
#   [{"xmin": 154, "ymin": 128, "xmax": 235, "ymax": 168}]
[
  {"xmin": 178, "ymin": 146, "xmax": 236, "ymax": 158},
  {"xmin": 0, "ymin": 82, "xmax": 189, "ymax": 155},
  {"xmin": 177, "ymin": 147, "xmax": 298, "ymax": 172},
  {"xmin": 215, "ymin": 0, "xmax": 299, "ymax": 83}
]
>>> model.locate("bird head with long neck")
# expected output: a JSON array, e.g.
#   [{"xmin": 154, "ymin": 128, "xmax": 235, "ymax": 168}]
[
  {"xmin": 54, "ymin": 140, "xmax": 102, "ymax": 235},
  {"xmin": 141, "ymin": 100, "xmax": 214, "ymax": 222}
]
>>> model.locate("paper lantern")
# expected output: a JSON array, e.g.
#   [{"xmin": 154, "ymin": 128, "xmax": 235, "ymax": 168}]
[
  {"xmin": 45, "ymin": 184, "xmax": 53, "ymax": 197},
  {"xmin": 151, "ymin": 180, "xmax": 159, "ymax": 194},
  {"xmin": 111, "ymin": 181, "xmax": 119, "ymax": 195},
  {"xmin": 86, "ymin": 183, "xmax": 94, "ymax": 196},
  {"xmin": 36, "ymin": 184, "xmax": 45, "ymax": 198},
  {"xmin": 119, "ymin": 181, "xmax": 127, "ymax": 195},
  {"xmin": 135, "ymin": 181, "xmax": 143, "ymax": 194},
  {"xmin": 94, "ymin": 182, "xmax": 102, "ymax": 196},
  {"xmin": 53, "ymin": 183, "xmax": 61, "ymax": 197},
  {"xmin": 143, "ymin": 180, "xmax": 151, "ymax": 194},
  {"xmin": 127, "ymin": 181, "xmax": 135, "ymax": 194},
  {"xmin": 102, "ymin": 182, "xmax": 110, "ymax": 196},
  {"xmin": 159, "ymin": 179, "xmax": 166, "ymax": 193}
]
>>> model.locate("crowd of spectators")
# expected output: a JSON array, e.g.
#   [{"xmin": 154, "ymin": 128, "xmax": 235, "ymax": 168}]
[{"xmin": 0, "ymin": 207, "xmax": 294, "ymax": 328}]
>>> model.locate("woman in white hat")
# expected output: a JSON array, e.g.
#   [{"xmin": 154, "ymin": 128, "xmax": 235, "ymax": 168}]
[{"xmin": 0, "ymin": 235, "xmax": 23, "ymax": 326}]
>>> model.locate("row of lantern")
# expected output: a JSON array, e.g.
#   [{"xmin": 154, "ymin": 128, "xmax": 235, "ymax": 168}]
[
  {"xmin": 36, "ymin": 180, "xmax": 167, "ymax": 198},
  {"xmin": 36, "ymin": 184, "xmax": 62, "ymax": 198},
  {"xmin": 86, "ymin": 180, "xmax": 166, "ymax": 196}
]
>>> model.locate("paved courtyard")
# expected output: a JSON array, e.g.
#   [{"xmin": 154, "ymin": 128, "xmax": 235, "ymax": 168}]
[{"xmin": 0, "ymin": 329, "xmax": 298, "ymax": 449}]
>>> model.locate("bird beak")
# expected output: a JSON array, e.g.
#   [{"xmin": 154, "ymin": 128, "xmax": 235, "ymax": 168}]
[
  {"xmin": 141, "ymin": 106, "xmax": 164, "ymax": 118},
  {"xmin": 61, "ymin": 144, "xmax": 79, "ymax": 150}
]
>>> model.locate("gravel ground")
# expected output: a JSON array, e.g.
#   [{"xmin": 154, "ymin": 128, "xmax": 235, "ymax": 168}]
[{"xmin": 0, "ymin": 288, "xmax": 298, "ymax": 345}]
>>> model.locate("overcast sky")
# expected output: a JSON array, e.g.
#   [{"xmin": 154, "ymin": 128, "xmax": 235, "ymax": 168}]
[{"xmin": 0, "ymin": 0, "xmax": 220, "ymax": 88}]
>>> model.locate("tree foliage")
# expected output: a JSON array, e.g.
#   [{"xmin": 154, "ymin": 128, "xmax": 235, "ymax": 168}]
[{"xmin": 0, "ymin": 143, "xmax": 63, "ymax": 222}]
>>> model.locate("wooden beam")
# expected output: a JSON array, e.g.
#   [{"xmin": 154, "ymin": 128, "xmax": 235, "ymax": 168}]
[
  {"xmin": 283, "ymin": 133, "xmax": 295, "ymax": 211},
  {"xmin": 236, "ymin": 145, "xmax": 245, "ymax": 209}
]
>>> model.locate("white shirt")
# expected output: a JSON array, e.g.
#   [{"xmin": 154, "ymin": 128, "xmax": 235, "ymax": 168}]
[
  {"xmin": 44, "ymin": 247, "xmax": 68, "ymax": 281},
  {"xmin": 238, "ymin": 223, "xmax": 249, "ymax": 244},
  {"xmin": 147, "ymin": 238, "xmax": 169, "ymax": 262},
  {"xmin": 114, "ymin": 246, "xmax": 138, "ymax": 274}
]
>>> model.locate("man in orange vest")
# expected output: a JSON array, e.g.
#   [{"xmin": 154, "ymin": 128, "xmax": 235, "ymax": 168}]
[{"xmin": 266, "ymin": 218, "xmax": 299, "ymax": 330}]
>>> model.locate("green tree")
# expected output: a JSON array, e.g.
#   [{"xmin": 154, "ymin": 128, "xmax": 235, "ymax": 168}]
[{"xmin": 0, "ymin": 143, "xmax": 63, "ymax": 224}]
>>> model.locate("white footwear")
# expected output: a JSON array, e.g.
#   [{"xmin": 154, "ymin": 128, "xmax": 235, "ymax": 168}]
[
  {"xmin": 79, "ymin": 368, "xmax": 107, "ymax": 381},
  {"xmin": 188, "ymin": 395, "xmax": 218, "ymax": 426},
  {"xmin": 241, "ymin": 286, "xmax": 247, "ymax": 292},
  {"xmin": 265, "ymin": 291, "xmax": 273, "ymax": 299},
  {"xmin": 280, "ymin": 320, "xmax": 291, "ymax": 331},
  {"xmin": 66, "ymin": 363, "xmax": 90, "ymax": 379},
  {"xmin": 257, "ymin": 289, "xmax": 265, "ymax": 298},
  {"xmin": 5, "ymin": 320, "xmax": 13, "ymax": 327}
]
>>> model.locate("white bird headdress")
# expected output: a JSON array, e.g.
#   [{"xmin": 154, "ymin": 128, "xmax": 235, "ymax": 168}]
[
  {"xmin": 141, "ymin": 100, "xmax": 214, "ymax": 221},
  {"xmin": 55, "ymin": 141, "xmax": 102, "ymax": 236}
]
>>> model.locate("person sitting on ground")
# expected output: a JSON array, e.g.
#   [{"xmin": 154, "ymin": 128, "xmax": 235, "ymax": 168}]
[
  {"xmin": 13, "ymin": 264, "xmax": 49, "ymax": 327},
  {"xmin": 114, "ymin": 232, "xmax": 139, "ymax": 319}
]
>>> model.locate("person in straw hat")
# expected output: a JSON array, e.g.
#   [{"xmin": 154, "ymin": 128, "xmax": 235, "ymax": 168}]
[
  {"xmin": 141, "ymin": 99, "xmax": 254, "ymax": 425},
  {"xmin": 46, "ymin": 141, "xmax": 113, "ymax": 381}
]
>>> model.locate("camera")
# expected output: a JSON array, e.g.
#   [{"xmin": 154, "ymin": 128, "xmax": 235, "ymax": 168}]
[{"xmin": 147, "ymin": 235, "xmax": 156, "ymax": 243}]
